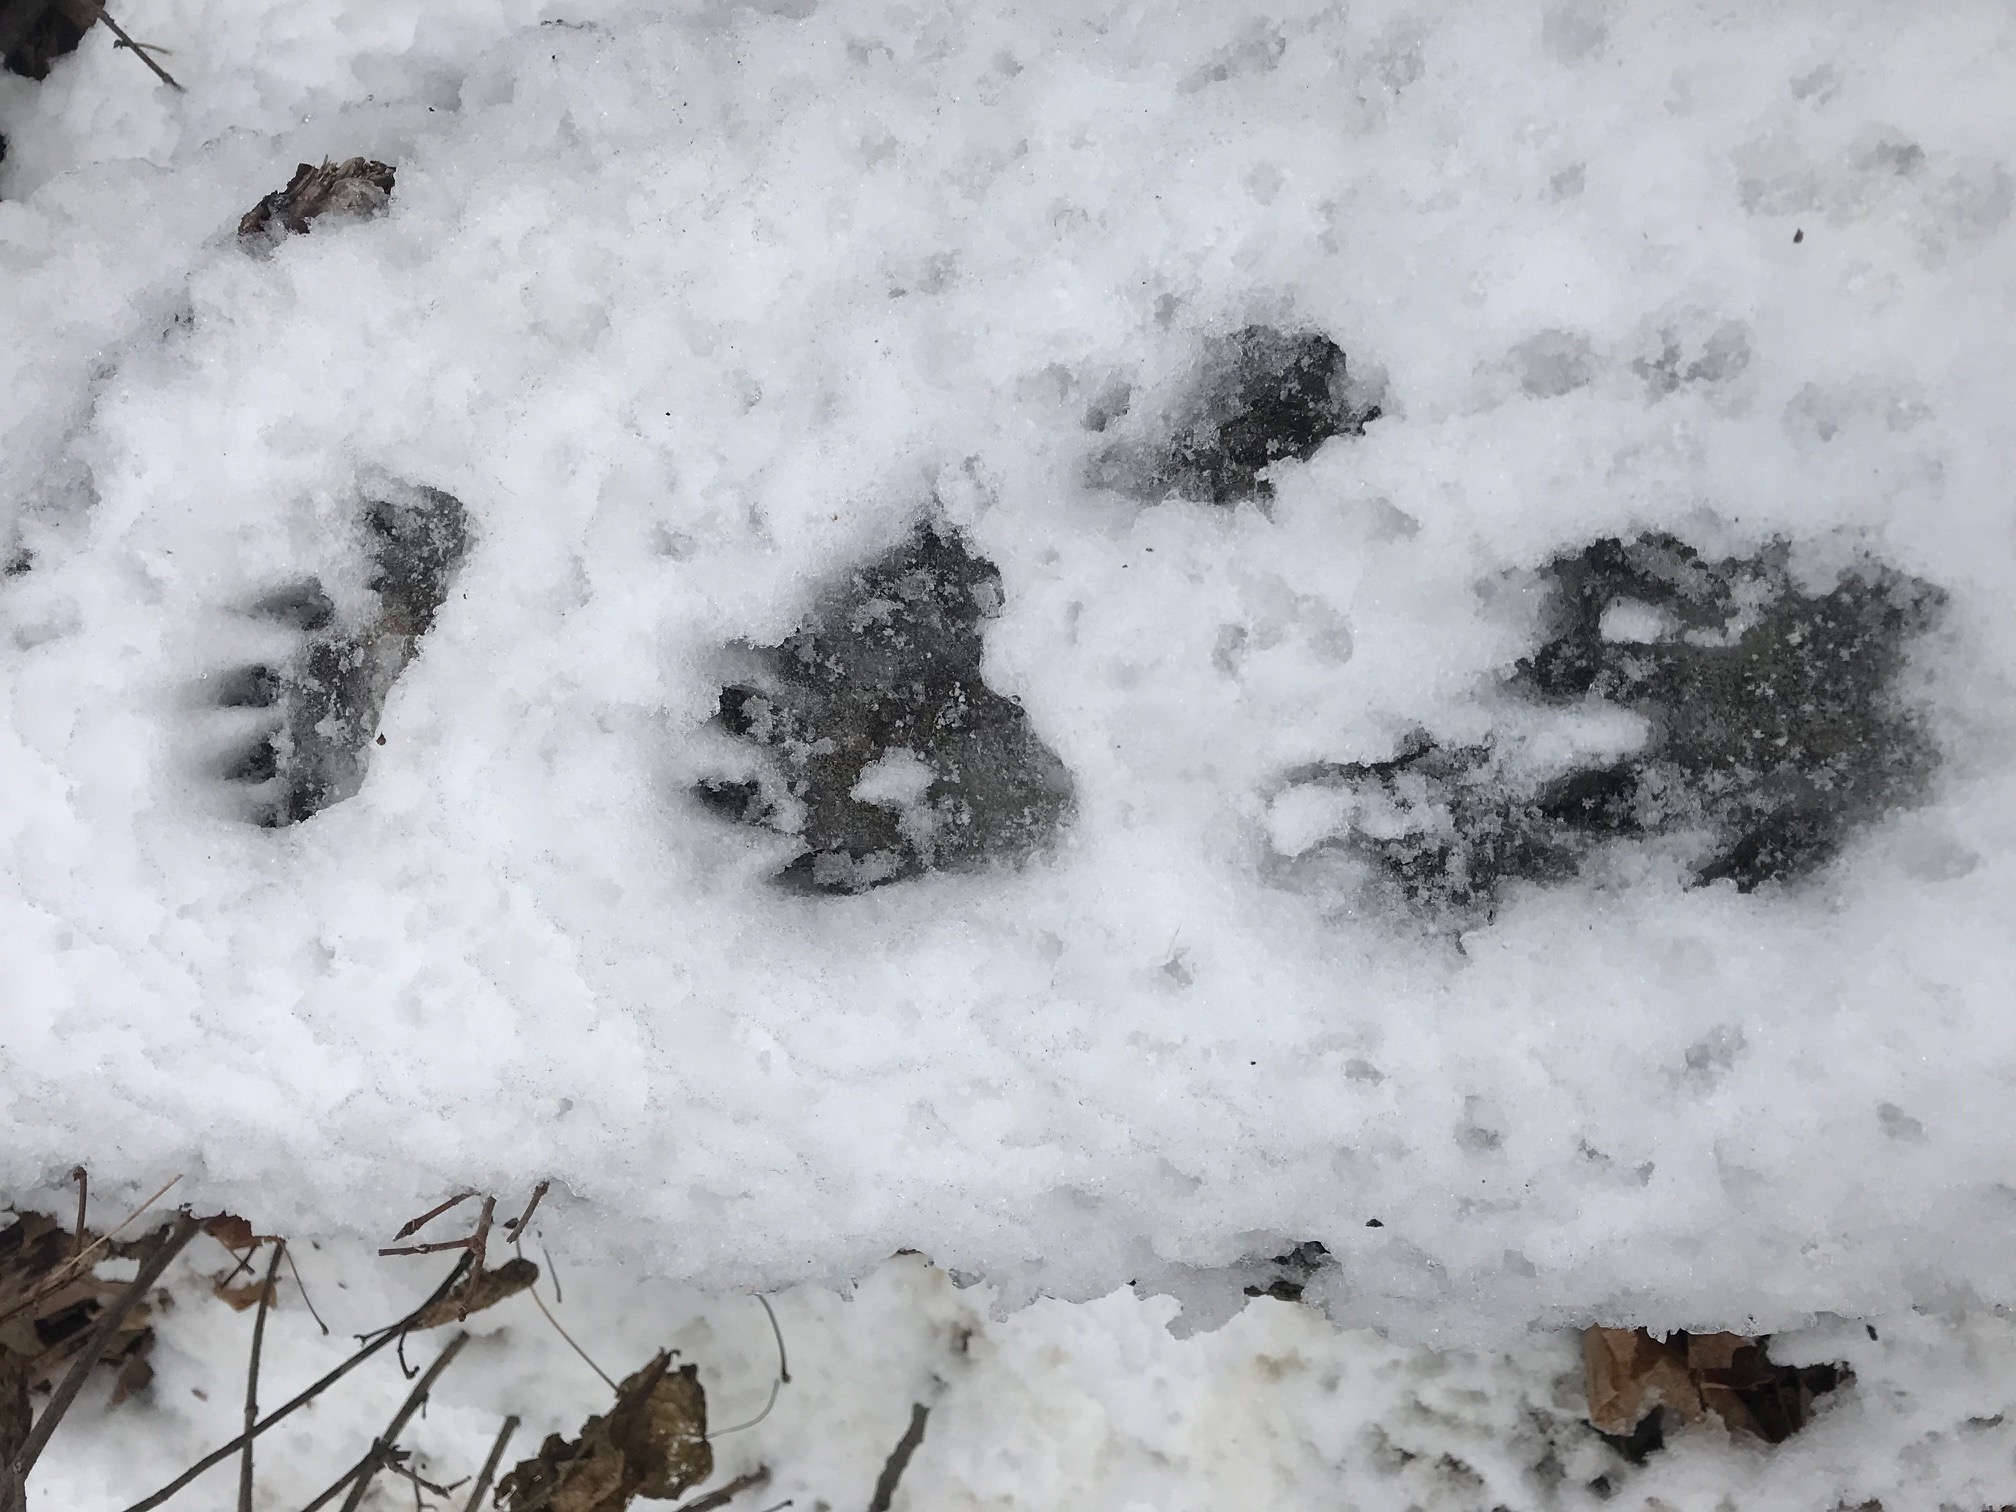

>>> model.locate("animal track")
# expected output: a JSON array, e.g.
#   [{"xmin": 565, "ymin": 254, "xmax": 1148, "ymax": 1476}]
[
  {"xmin": 212, "ymin": 483, "xmax": 470, "ymax": 827},
  {"xmin": 1271, "ymin": 533, "xmax": 1945, "ymax": 917},
  {"xmin": 697, "ymin": 522, "xmax": 1074, "ymax": 893},
  {"xmin": 1092, "ymin": 324, "xmax": 1381, "ymax": 504}
]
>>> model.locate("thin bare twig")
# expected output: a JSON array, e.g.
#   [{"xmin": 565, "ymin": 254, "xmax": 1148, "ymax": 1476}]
[
  {"xmin": 0, "ymin": 1174, "xmax": 181, "ymax": 1332},
  {"xmin": 461, "ymin": 1416, "xmax": 519, "ymax": 1512},
  {"xmin": 386, "ymin": 1458, "xmax": 464, "ymax": 1499},
  {"xmin": 334, "ymin": 1332, "xmax": 471, "ymax": 1512},
  {"xmin": 216, "ymin": 1247, "xmax": 257, "ymax": 1292},
  {"xmin": 384, "ymin": 1195, "xmax": 495, "ymax": 1274},
  {"xmin": 865, "ymin": 1405, "xmax": 930, "ymax": 1512},
  {"xmin": 463, "ymin": 1199, "xmax": 495, "ymax": 1303},
  {"xmin": 503, "ymin": 1181, "xmax": 549, "ymax": 1237},
  {"xmin": 525, "ymin": 1278, "xmax": 614, "ymax": 1390},
  {"xmin": 676, "ymin": 1468, "xmax": 770, "ymax": 1512},
  {"xmin": 378, "ymin": 1238, "xmax": 482, "ymax": 1259},
  {"xmin": 239, "ymin": 1241, "xmax": 286, "ymax": 1512},
  {"xmin": 394, "ymin": 1193, "xmax": 475, "ymax": 1242},
  {"xmin": 69, "ymin": 1168, "xmax": 88, "ymax": 1260},
  {"xmin": 710, "ymin": 1380, "xmax": 781, "ymax": 1438},
  {"xmin": 285, "ymin": 1247, "xmax": 330, "ymax": 1336},
  {"xmin": 758, "ymin": 1296, "xmax": 791, "ymax": 1385},
  {"xmin": 357, "ymin": 1255, "xmax": 470, "ymax": 1349},
  {"xmin": 121, "ymin": 1253, "xmax": 474, "ymax": 1512},
  {"xmin": 297, "ymin": 1457, "xmax": 369, "ymax": 1512},
  {"xmin": 712, "ymin": 1297, "xmax": 792, "ymax": 1437},
  {"xmin": 77, "ymin": 0, "xmax": 185, "ymax": 90},
  {"xmin": 13, "ymin": 1213, "xmax": 201, "ymax": 1482}
]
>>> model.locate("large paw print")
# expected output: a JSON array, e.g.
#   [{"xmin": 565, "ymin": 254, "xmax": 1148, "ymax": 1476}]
[
  {"xmin": 1092, "ymin": 324, "xmax": 1382, "ymax": 505},
  {"xmin": 697, "ymin": 523, "xmax": 1074, "ymax": 893},
  {"xmin": 211, "ymin": 483, "xmax": 471, "ymax": 827},
  {"xmin": 1271, "ymin": 533, "xmax": 1945, "ymax": 918}
]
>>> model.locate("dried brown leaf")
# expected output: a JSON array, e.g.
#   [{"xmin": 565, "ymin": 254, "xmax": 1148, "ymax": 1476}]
[
  {"xmin": 1697, "ymin": 1379, "xmax": 1766, "ymax": 1440},
  {"xmin": 210, "ymin": 1273, "xmax": 275, "ymax": 1312},
  {"xmin": 1684, "ymin": 1331, "xmax": 1750, "ymax": 1374},
  {"xmin": 495, "ymin": 1352, "xmax": 712, "ymax": 1512},
  {"xmin": 0, "ymin": 1212, "xmax": 71, "ymax": 1300},
  {"xmin": 107, "ymin": 1343, "xmax": 153, "ymax": 1407},
  {"xmin": 411, "ymin": 1258, "xmax": 538, "ymax": 1330},
  {"xmin": 1584, "ymin": 1326, "xmax": 1844, "ymax": 1446},
  {"xmin": 550, "ymin": 1441, "xmax": 627, "ymax": 1512},
  {"xmin": 0, "ymin": 1211, "xmax": 163, "ymax": 1408},
  {"xmin": 238, "ymin": 157, "xmax": 396, "ymax": 242},
  {"xmin": 200, "ymin": 1214, "xmax": 260, "ymax": 1253},
  {"xmin": 1582, "ymin": 1327, "xmax": 1703, "ymax": 1436}
]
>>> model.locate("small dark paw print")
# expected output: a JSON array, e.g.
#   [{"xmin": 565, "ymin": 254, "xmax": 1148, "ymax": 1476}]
[
  {"xmin": 1276, "ymin": 532, "xmax": 1945, "ymax": 918},
  {"xmin": 212, "ymin": 483, "xmax": 470, "ymax": 827},
  {"xmin": 1093, "ymin": 324, "xmax": 1381, "ymax": 505},
  {"xmin": 697, "ymin": 522, "xmax": 1074, "ymax": 893}
]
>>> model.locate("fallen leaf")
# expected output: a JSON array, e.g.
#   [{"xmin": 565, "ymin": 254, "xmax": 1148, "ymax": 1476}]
[
  {"xmin": 238, "ymin": 158, "xmax": 395, "ymax": 243},
  {"xmin": 0, "ymin": 1211, "xmax": 164, "ymax": 1405},
  {"xmin": 107, "ymin": 1341, "xmax": 154, "ymax": 1406},
  {"xmin": 496, "ymin": 1351, "xmax": 712, "ymax": 1512},
  {"xmin": 1582, "ymin": 1326, "xmax": 1704, "ymax": 1436},
  {"xmin": 1583, "ymin": 1326, "xmax": 1845, "ymax": 1446},
  {"xmin": 210, "ymin": 1273, "xmax": 276, "ymax": 1312},
  {"xmin": 411, "ymin": 1258, "xmax": 538, "ymax": 1330},
  {"xmin": 1684, "ymin": 1332, "xmax": 1750, "ymax": 1373},
  {"xmin": 200, "ymin": 1214, "xmax": 260, "ymax": 1253}
]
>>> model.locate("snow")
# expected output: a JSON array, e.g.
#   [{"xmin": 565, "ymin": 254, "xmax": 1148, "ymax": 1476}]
[
  {"xmin": 32, "ymin": 1245, "xmax": 2016, "ymax": 1512},
  {"xmin": 3, "ymin": 0, "xmax": 2016, "ymax": 1503}
]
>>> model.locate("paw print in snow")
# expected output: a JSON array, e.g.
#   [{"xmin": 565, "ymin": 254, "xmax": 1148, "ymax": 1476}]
[
  {"xmin": 1092, "ymin": 324, "xmax": 1382, "ymax": 505},
  {"xmin": 698, "ymin": 523, "xmax": 1074, "ymax": 893},
  {"xmin": 1270, "ymin": 533, "xmax": 1945, "ymax": 918},
  {"xmin": 211, "ymin": 483, "xmax": 470, "ymax": 827}
]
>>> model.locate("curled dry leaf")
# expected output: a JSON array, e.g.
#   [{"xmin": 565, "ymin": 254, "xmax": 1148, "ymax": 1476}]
[
  {"xmin": 238, "ymin": 158, "xmax": 396, "ymax": 242},
  {"xmin": 209, "ymin": 1273, "xmax": 275, "ymax": 1312},
  {"xmin": 1583, "ymin": 1326, "xmax": 1707, "ymax": 1436},
  {"xmin": 107, "ymin": 1347, "xmax": 153, "ymax": 1407},
  {"xmin": 495, "ymin": 1351, "xmax": 712, "ymax": 1512},
  {"xmin": 1583, "ymin": 1326, "xmax": 1845, "ymax": 1446},
  {"xmin": 0, "ymin": 1211, "xmax": 161, "ymax": 1405},
  {"xmin": 411, "ymin": 1257, "xmax": 539, "ymax": 1330},
  {"xmin": 199, "ymin": 1214, "xmax": 262, "ymax": 1253}
]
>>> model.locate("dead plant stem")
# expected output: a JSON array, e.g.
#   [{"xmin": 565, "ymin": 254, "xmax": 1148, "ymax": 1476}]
[{"xmin": 239, "ymin": 1240, "xmax": 286, "ymax": 1512}]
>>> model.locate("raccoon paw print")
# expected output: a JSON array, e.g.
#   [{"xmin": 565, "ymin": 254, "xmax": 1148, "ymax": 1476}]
[
  {"xmin": 1272, "ymin": 532, "xmax": 1945, "ymax": 919},
  {"xmin": 1274, "ymin": 734, "xmax": 1604, "ymax": 918},
  {"xmin": 697, "ymin": 522, "xmax": 1075, "ymax": 893},
  {"xmin": 1093, "ymin": 324, "xmax": 1382, "ymax": 505},
  {"xmin": 211, "ymin": 483, "xmax": 470, "ymax": 827}
]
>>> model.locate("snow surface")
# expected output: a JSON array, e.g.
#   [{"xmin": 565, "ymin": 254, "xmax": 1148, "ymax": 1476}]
[
  {"xmin": 33, "ymin": 1244, "xmax": 2016, "ymax": 1512},
  {"xmin": 4, "ymin": 0, "xmax": 2016, "ymax": 1460}
]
